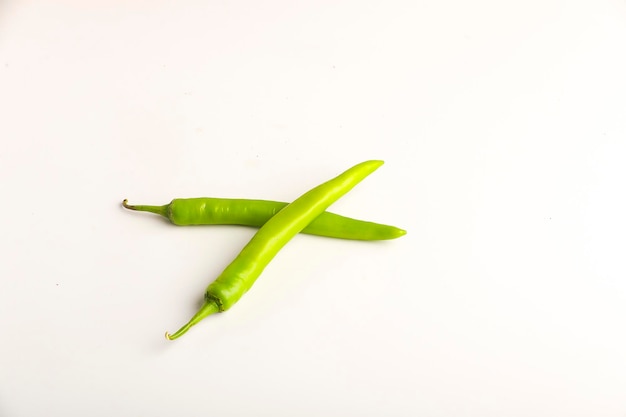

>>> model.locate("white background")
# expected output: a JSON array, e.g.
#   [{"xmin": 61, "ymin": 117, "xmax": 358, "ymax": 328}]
[{"xmin": 1, "ymin": 1, "xmax": 626, "ymax": 416}]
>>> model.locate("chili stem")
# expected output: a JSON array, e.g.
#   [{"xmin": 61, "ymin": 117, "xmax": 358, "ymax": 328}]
[
  {"xmin": 122, "ymin": 199, "xmax": 168, "ymax": 217},
  {"xmin": 165, "ymin": 299, "xmax": 220, "ymax": 340}
]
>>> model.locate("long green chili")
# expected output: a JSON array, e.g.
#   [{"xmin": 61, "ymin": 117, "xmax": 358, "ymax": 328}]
[
  {"xmin": 123, "ymin": 197, "xmax": 405, "ymax": 240},
  {"xmin": 165, "ymin": 160, "xmax": 385, "ymax": 340}
]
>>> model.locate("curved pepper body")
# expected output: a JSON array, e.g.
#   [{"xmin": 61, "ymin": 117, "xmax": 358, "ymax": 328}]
[
  {"xmin": 166, "ymin": 160, "xmax": 386, "ymax": 339},
  {"xmin": 208, "ymin": 160, "xmax": 385, "ymax": 310}
]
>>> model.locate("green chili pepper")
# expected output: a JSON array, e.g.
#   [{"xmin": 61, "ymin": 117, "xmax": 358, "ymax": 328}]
[
  {"xmin": 165, "ymin": 160, "xmax": 386, "ymax": 340},
  {"xmin": 122, "ymin": 197, "xmax": 405, "ymax": 240}
]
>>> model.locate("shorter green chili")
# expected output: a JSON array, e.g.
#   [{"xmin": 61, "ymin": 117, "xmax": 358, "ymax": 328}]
[
  {"xmin": 123, "ymin": 197, "xmax": 405, "ymax": 241},
  {"xmin": 165, "ymin": 160, "xmax": 386, "ymax": 340}
]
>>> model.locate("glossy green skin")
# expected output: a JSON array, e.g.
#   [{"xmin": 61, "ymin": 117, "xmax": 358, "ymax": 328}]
[
  {"xmin": 209, "ymin": 160, "xmax": 384, "ymax": 310},
  {"xmin": 124, "ymin": 197, "xmax": 405, "ymax": 240},
  {"xmin": 166, "ymin": 160, "xmax": 386, "ymax": 339},
  {"xmin": 166, "ymin": 198, "xmax": 405, "ymax": 240}
]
